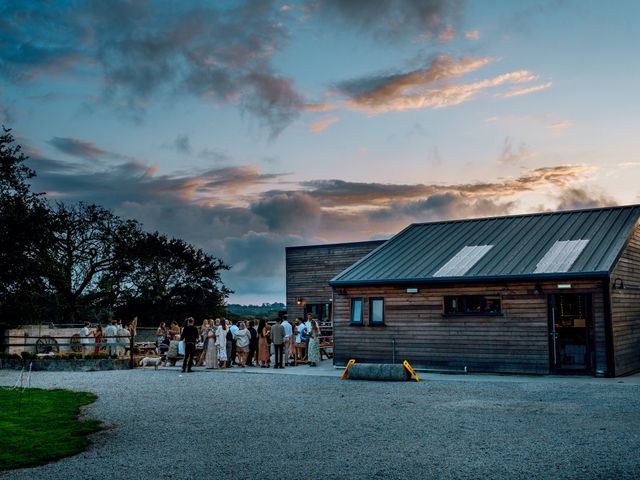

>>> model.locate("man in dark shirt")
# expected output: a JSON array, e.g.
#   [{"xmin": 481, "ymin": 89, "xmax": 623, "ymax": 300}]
[
  {"xmin": 247, "ymin": 320, "xmax": 258, "ymax": 366},
  {"xmin": 180, "ymin": 317, "xmax": 199, "ymax": 373}
]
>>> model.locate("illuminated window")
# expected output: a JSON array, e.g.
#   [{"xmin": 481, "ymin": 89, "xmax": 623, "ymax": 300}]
[{"xmin": 350, "ymin": 298, "xmax": 363, "ymax": 325}]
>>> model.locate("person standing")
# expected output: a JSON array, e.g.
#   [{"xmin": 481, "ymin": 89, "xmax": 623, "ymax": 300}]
[
  {"xmin": 156, "ymin": 322, "xmax": 167, "ymax": 347},
  {"xmin": 235, "ymin": 321, "xmax": 251, "ymax": 368},
  {"xmin": 304, "ymin": 314, "xmax": 313, "ymax": 353},
  {"xmin": 205, "ymin": 322, "xmax": 218, "ymax": 369},
  {"xmin": 247, "ymin": 320, "xmax": 258, "ymax": 366},
  {"xmin": 94, "ymin": 324, "xmax": 104, "ymax": 354},
  {"xmin": 116, "ymin": 321, "xmax": 130, "ymax": 357},
  {"xmin": 257, "ymin": 319, "xmax": 270, "ymax": 368},
  {"xmin": 80, "ymin": 322, "xmax": 94, "ymax": 356},
  {"xmin": 104, "ymin": 320, "xmax": 118, "ymax": 356},
  {"xmin": 281, "ymin": 315, "xmax": 293, "ymax": 366},
  {"xmin": 229, "ymin": 320, "xmax": 239, "ymax": 365},
  {"xmin": 271, "ymin": 318, "xmax": 285, "ymax": 369},
  {"xmin": 307, "ymin": 320, "xmax": 321, "ymax": 367},
  {"xmin": 180, "ymin": 317, "xmax": 199, "ymax": 373},
  {"xmin": 216, "ymin": 318, "xmax": 228, "ymax": 368},
  {"xmin": 197, "ymin": 319, "xmax": 211, "ymax": 366}
]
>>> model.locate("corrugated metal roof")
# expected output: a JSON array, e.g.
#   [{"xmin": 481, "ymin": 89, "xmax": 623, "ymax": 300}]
[{"xmin": 330, "ymin": 205, "xmax": 640, "ymax": 286}]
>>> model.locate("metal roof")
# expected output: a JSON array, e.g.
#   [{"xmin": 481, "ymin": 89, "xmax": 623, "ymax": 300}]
[{"xmin": 330, "ymin": 205, "xmax": 640, "ymax": 286}]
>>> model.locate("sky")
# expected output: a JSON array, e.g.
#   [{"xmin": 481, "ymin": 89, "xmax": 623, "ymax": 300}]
[{"xmin": 1, "ymin": 0, "xmax": 639, "ymax": 304}]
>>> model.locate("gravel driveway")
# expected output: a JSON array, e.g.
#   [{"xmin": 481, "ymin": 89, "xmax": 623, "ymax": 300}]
[{"xmin": 1, "ymin": 368, "xmax": 639, "ymax": 479}]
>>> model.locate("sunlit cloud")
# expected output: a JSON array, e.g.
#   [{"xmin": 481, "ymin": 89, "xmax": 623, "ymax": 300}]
[
  {"xmin": 303, "ymin": 103, "xmax": 339, "ymax": 112},
  {"xmin": 439, "ymin": 26, "xmax": 455, "ymax": 42},
  {"xmin": 465, "ymin": 30, "xmax": 481, "ymax": 40},
  {"xmin": 498, "ymin": 81, "xmax": 553, "ymax": 98},
  {"xmin": 309, "ymin": 115, "xmax": 338, "ymax": 133},
  {"xmin": 545, "ymin": 120, "xmax": 573, "ymax": 129}
]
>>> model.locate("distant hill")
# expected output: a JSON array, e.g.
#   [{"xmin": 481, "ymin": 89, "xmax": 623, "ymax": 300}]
[{"xmin": 225, "ymin": 302, "xmax": 285, "ymax": 320}]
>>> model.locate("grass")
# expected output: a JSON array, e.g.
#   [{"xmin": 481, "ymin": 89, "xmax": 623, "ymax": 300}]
[{"xmin": 0, "ymin": 387, "xmax": 102, "ymax": 470}]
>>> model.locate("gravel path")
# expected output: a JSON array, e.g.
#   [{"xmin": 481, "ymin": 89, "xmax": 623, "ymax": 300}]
[{"xmin": 1, "ymin": 368, "xmax": 639, "ymax": 479}]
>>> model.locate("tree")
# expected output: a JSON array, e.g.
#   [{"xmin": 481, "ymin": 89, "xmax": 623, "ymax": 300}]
[
  {"xmin": 116, "ymin": 231, "xmax": 232, "ymax": 326},
  {"xmin": 0, "ymin": 127, "xmax": 50, "ymax": 323},
  {"xmin": 40, "ymin": 202, "xmax": 142, "ymax": 323}
]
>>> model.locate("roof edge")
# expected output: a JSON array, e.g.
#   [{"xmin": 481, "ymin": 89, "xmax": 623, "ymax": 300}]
[
  {"xmin": 329, "ymin": 271, "xmax": 610, "ymax": 287},
  {"xmin": 286, "ymin": 239, "xmax": 387, "ymax": 251}
]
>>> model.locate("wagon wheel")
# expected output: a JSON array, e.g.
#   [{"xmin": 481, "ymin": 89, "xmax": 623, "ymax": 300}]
[
  {"xmin": 36, "ymin": 335, "xmax": 59, "ymax": 354},
  {"xmin": 70, "ymin": 334, "xmax": 82, "ymax": 352}
]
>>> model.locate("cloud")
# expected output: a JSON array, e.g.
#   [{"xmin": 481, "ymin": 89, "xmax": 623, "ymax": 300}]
[
  {"xmin": 168, "ymin": 134, "xmax": 193, "ymax": 155},
  {"xmin": 438, "ymin": 26, "xmax": 455, "ymax": 42},
  {"xmin": 498, "ymin": 137, "xmax": 534, "ymax": 164},
  {"xmin": 498, "ymin": 81, "xmax": 553, "ymax": 98},
  {"xmin": 336, "ymin": 55, "xmax": 542, "ymax": 114},
  {"xmin": 465, "ymin": 30, "xmax": 481, "ymax": 40},
  {"xmin": 24, "ymin": 138, "xmax": 604, "ymax": 300},
  {"xmin": 303, "ymin": 103, "xmax": 339, "ymax": 112},
  {"xmin": 1, "ymin": 1, "xmax": 303, "ymax": 136},
  {"xmin": 309, "ymin": 115, "xmax": 338, "ymax": 133},
  {"xmin": 48, "ymin": 137, "xmax": 109, "ymax": 159},
  {"xmin": 545, "ymin": 120, "xmax": 573, "ymax": 130},
  {"xmin": 313, "ymin": 0, "xmax": 464, "ymax": 42},
  {"xmin": 554, "ymin": 187, "xmax": 617, "ymax": 211}
]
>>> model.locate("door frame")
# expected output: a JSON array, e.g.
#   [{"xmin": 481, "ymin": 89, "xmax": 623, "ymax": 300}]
[{"xmin": 548, "ymin": 292, "xmax": 594, "ymax": 375}]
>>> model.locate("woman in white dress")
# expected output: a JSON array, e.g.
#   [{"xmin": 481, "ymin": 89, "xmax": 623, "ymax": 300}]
[
  {"xmin": 307, "ymin": 320, "xmax": 320, "ymax": 367},
  {"xmin": 205, "ymin": 320, "xmax": 218, "ymax": 369},
  {"xmin": 215, "ymin": 318, "xmax": 228, "ymax": 368}
]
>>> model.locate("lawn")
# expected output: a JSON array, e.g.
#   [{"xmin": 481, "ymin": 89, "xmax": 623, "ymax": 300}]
[{"xmin": 0, "ymin": 387, "xmax": 102, "ymax": 470}]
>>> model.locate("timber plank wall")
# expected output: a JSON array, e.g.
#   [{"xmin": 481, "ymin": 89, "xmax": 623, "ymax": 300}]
[
  {"xmin": 334, "ymin": 280, "xmax": 606, "ymax": 375},
  {"xmin": 611, "ymin": 222, "xmax": 640, "ymax": 376},
  {"xmin": 285, "ymin": 241, "xmax": 385, "ymax": 320}
]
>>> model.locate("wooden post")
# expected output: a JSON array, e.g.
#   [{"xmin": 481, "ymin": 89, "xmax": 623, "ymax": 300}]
[{"xmin": 129, "ymin": 327, "xmax": 135, "ymax": 369}]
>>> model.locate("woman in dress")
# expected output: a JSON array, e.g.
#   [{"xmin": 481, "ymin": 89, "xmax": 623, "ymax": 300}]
[
  {"xmin": 257, "ymin": 319, "xmax": 270, "ymax": 368},
  {"xmin": 216, "ymin": 318, "xmax": 228, "ymax": 368},
  {"xmin": 94, "ymin": 324, "xmax": 104, "ymax": 354},
  {"xmin": 197, "ymin": 319, "xmax": 211, "ymax": 366},
  {"xmin": 235, "ymin": 321, "xmax": 251, "ymax": 368},
  {"xmin": 205, "ymin": 320, "xmax": 218, "ymax": 369},
  {"xmin": 307, "ymin": 320, "xmax": 320, "ymax": 367}
]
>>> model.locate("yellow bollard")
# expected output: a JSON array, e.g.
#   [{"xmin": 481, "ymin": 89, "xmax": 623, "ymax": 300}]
[
  {"xmin": 341, "ymin": 359, "xmax": 356, "ymax": 380},
  {"xmin": 403, "ymin": 360, "xmax": 421, "ymax": 382}
]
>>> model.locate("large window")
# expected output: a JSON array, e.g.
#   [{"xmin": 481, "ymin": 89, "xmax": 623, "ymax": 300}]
[
  {"xmin": 350, "ymin": 298, "xmax": 363, "ymax": 325},
  {"xmin": 444, "ymin": 295, "xmax": 501, "ymax": 315},
  {"xmin": 369, "ymin": 298, "xmax": 385, "ymax": 325}
]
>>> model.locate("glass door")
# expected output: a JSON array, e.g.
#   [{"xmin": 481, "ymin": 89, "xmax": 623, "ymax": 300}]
[{"xmin": 548, "ymin": 293, "xmax": 593, "ymax": 373}]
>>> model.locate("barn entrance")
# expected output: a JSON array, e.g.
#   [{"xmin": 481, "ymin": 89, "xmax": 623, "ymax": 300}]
[{"xmin": 548, "ymin": 293, "xmax": 594, "ymax": 373}]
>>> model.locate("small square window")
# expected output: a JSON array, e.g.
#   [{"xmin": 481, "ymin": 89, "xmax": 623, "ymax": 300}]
[
  {"xmin": 350, "ymin": 298, "xmax": 363, "ymax": 325},
  {"xmin": 370, "ymin": 297, "xmax": 384, "ymax": 325}
]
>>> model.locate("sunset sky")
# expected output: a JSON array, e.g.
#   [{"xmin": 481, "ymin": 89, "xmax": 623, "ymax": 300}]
[{"xmin": 2, "ymin": 0, "xmax": 639, "ymax": 303}]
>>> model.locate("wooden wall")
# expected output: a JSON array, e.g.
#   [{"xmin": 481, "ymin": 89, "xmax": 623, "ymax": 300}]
[
  {"xmin": 285, "ymin": 241, "xmax": 385, "ymax": 320},
  {"xmin": 611, "ymin": 222, "xmax": 640, "ymax": 376},
  {"xmin": 333, "ymin": 280, "xmax": 605, "ymax": 375}
]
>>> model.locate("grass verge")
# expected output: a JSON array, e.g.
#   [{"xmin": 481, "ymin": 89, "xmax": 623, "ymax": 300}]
[{"xmin": 0, "ymin": 387, "xmax": 102, "ymax": 470}]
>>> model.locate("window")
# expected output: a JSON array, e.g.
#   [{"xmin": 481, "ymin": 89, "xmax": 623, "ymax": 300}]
[
  {"xmin": 350, "ymin": 298, "xmax": 363, "ymax": 325},
  {"xmin": 369, "ymin": 298, "xmax": 385, "ymax": 325},
  {"xmin": 444, "ymin": 295, "xmax": 501, "ymax": 315}
]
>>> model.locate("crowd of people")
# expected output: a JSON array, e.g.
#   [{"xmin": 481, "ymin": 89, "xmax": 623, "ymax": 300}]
[
  {"xmin": 155, "ymin": 313, "xmax": 322, "ymax": 373},
  {"xmin": 79, "ymin": 319, "xmax": 132, "ymax": 356}
]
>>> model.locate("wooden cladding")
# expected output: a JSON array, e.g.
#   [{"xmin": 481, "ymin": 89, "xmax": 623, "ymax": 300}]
[
  {"xmin": 333, "ymin": 279, "xmax": 606, "ymax": 375},
  {"xmin": 610, "ymin": 223, "xmax": 640, "ymax": 376}
]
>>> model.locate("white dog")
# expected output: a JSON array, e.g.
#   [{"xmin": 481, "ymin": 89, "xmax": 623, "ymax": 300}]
[{"xmin": 139, "ymin": 357, "xmax": 163, "ymax": 370}]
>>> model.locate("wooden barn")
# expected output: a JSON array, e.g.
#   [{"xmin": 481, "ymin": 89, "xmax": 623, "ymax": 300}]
[
  {"xmin": 285, "ymin": 241, "xmax": 386, "ymax": 321},
  {"xmin": 329, "ymin": 205, "xmax": 640, "ymax": 377}
]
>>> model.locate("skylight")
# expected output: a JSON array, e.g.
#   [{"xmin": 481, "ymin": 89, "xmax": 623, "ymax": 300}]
[
  {"xmin": 534, "ymin": 239, "xmax": 590, "ymax": 273},
  {"xmin": 433, "ymin": 245, "xmax": 494, "ymax": 277}
]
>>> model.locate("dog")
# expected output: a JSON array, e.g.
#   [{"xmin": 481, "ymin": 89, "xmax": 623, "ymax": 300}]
[{"xmin": 139, "ymin": 356, "xmax": 163, "ymax": 370}]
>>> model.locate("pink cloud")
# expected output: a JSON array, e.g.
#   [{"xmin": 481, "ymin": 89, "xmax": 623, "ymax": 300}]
[
  {"xmin": 465, "ymin": 30, "xmax": 481, "ymax": 40},
  {"xmin": 498, "ymin": 81, "xmax": 553, "ymax": 98},
  {"xmin": 309, "ymin": 115, "xmax": 339, "ymax": 133}
]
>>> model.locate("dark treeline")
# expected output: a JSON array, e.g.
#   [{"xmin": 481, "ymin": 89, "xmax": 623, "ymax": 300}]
[
  {"xmin": 0, "ymin": 127, "xmax": 231, "ymax": 327},
  {"xmin": 226, "ymin": 302, "xmax": 285, "ymax": 321}
]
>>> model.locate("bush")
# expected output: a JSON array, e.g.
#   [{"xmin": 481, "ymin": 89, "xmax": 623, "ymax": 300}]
[
  {"xmin": 0, "ymin": 352, "xmax": 21, "ymax": 360},
  {"xmin": 20, "ymin": 351, "xmax": 36, "ymax": 360}
]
